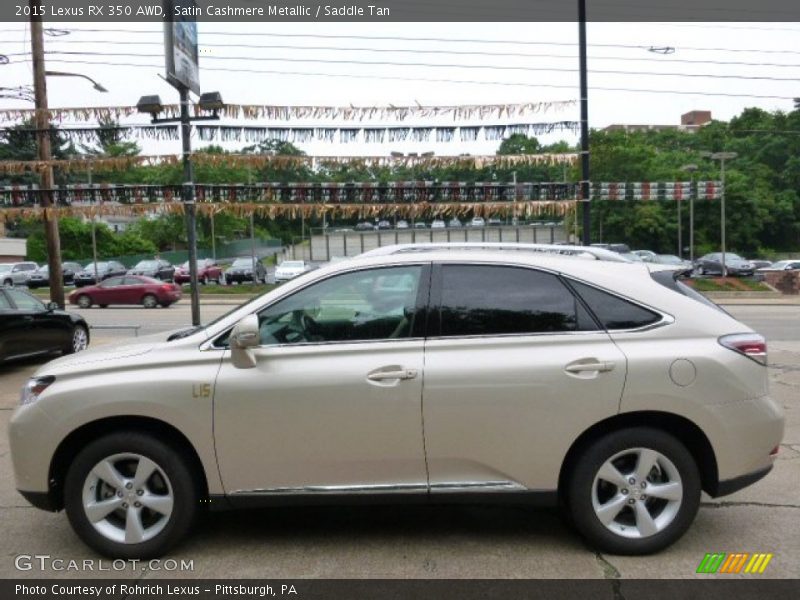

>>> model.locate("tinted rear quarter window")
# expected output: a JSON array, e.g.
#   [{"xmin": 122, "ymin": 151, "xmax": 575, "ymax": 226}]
[
  {"xmin": 438, "ymin": 265, "xmax": 596, "ymax": 336},
  {"xmin": 569, "ymin": 280, "xmax": 661, "ymax": 330}
]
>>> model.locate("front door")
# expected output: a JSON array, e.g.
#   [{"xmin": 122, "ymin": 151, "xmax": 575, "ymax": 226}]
[
  {"xmin": 213, "ymin": 264, "xmax": 431, "ymax": 499},
  {"xmin": 422, "ymin": 263, "xmax": 628, "ymax": 494}
]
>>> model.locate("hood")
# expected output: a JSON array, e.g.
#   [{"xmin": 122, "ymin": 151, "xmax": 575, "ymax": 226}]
[{"xmin": 32, "ymin": 329, "xmax": 190, "ymax": 377}]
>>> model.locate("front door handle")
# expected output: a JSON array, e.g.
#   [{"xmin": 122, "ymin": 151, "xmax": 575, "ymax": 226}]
[
  {"xmin": 367, "ymin": 368, "xmax": 418, "ymax": 381},
  {"xmin": 564, "ymin": 361, "xmax": 616, "ymax": 373}
]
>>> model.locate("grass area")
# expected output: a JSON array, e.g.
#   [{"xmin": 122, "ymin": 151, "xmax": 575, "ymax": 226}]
[{"xmin": 685, "ymin": 277, "xmax": 773, "ymax": 292}]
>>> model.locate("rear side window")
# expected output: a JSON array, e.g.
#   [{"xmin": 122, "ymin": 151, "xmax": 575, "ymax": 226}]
[
  {"xmin": 438, "ymin": 265, "xmax": 597, "ymax": 336},
  {"xmin": 569, "ymin": 280, "xmax": 661, "ymax": 330}
]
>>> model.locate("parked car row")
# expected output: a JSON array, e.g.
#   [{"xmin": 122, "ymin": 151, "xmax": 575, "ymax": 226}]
[{"xmin": 350, "ymin": 217, "xmax": 553, "ymax": 231}]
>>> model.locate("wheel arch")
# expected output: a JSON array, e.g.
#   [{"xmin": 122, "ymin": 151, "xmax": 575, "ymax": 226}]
[
  {"xmin": 558, "ymin": 411, "xmax": 719, "ymax": 499},
  {"xmin": 48, "ymin": 416, "xmax": 209, "ymax": 511}
]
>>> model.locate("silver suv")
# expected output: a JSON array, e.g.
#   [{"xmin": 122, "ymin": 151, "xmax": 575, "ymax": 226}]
[
  {"xmin": 9, "ymin": 247, "xmax": 783, "ymax": 558},
  {"xmin": 0, "ymin": 261, "xmax": 39, "ymax": 286}
]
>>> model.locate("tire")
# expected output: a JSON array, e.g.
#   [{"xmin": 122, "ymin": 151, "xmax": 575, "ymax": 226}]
[
  {"xmin": 696, "ymin": 266, "xmax": 705, "ymax": 276},
  {"xmin": 63, "ymin": 431, "xmax": 198, "ymax": 559},
  {"xmin": 142, "ymin": 294, "xmax": 158, "ymax": 309},
  {"xmin": 65, "ymin": 324, "xmax": 89, "ymax": 354},
  {"xmin": 76, "ymin": 295, "xmax": 92, "ymax": 309},
  {"xmin": 99, "ymin": 304, "xmax": 108, "ymax": 309},
  {"xmin": 160, "ymin": 302, "xmax": 172, "ymax": 308},
  {"xmin": 565, "ymin": 427, "xmax": 701, "ymax": 555},
  {"xmin": 201, "ymin": 275, "xmax": 209, "ymax": 285},
  {"xmin": 3, "ymin": 278, "xmax": 12, "ymax": 287}
]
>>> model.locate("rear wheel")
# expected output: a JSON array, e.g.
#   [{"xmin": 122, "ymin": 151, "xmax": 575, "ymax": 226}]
[
  {"xmin": 142, "ymin": 294, "xmax": 158, "ymax": 309},
  {"xmin": 64, "ymin": 432, "xmax": 198, "ymax": 559},
  {"xmin": 76, "ymin": 295, "xmax": 92, "ymax": 309},
  {"xmin": 3, "ymin": 278, "xmax": 12, "ymax": 287},
  {"xmin": 566, "ymin": 428, "xmax": 700, "ymax": 555},
  {"xmin": 201, "ymin": 275, "xmax": 209, "ymax": 285},
  {"xmin": 696, "ymin": 266, "xmax": 705, "ymax": 276}
]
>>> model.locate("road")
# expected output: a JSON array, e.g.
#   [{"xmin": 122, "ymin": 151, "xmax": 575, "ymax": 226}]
[{"xmin": 0, "ymin": 305, "xmax": 797, "ymax": 579}]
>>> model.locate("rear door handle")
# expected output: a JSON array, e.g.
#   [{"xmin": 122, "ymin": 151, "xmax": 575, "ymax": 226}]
[
  {"xmin": 564, "ymin": 361, "xmax": 616, "ymax": 373},
  {"xmin": 367, "ymin": 368, "xmax": 418, "ymax": 381}
]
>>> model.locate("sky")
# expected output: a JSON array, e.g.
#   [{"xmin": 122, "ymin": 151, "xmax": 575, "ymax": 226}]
[{"xmin": 0, "ymin": 21, "xmax": 798, "ymax": 158}]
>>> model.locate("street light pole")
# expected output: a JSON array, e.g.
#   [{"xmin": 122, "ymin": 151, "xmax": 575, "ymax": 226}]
[
  {"xmin": 29, "ymin": 6, "xmax": 65, "ymax": 308},
  {"xmin": 179, "ymin": 87, "xmax": 201, "ymax": 326},
  {"xmin": 578, "ymin": 0, "xmax": 591, "ymax": 244},
  {"xmin": 681, "ymin": 164, "xmax": 698, "ymax": 264},
  {"xmin": 703, "ymin": 152, "xmax": 737, "ymax": 276}
]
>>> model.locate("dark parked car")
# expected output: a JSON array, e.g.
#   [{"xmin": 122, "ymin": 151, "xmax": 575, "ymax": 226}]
[
  {"xmin": 74, "ymin": 261, "xmax": 127, "ymax": 287},
  {"xmin": 174, "ymin": 258, "xmax": 223, "ymax": 285},
  {"xmin": 224, "ymin": 257, "xmax": 267, "ymax": 285},
  {"xmin": 127, "ymin": 259, "xmax": 175, "ymax": 282},
  {"xmin": 694, "ymin": 253, "xmax": 754, "ymax": 277},
  {"xmin": 0, "ymin": 287, "xmax": 89, "ymax": 362},
  {"xmin": 68, "ymin": 275, "xmax": 182, "ymax": 308},
  {"xmin": 591, "ymin": 243, "xmax": 632, "ymax": 254},
  {"xmin": 26, "ymin": 262, "xmax": 83, "ymax": 289},
  {"xmin": 487, "ymin": 218, "xmax": 503, "ymax": 226}
]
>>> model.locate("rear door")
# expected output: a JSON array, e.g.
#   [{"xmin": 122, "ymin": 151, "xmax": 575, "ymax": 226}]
[
  {"xmin": 0, "ymin": 290, "xmax": 32, "ymax": 359},
  {"xmin": 4, "ymin": 289, "xmax": 63, "ymax": 352},
  {"xmin": 422, "ymin": 263, "xmax": 628, "ymax": 494},
  {"xmin": 95, "ymin": 276, "xmax": 126, "ymax": 304}
]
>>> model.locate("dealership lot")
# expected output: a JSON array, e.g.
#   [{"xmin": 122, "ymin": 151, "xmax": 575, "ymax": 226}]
[{"xmin": 0, "ymin": 303, "xmax": 798, "ymax": 579}]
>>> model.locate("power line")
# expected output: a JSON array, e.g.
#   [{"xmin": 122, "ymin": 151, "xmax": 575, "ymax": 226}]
[
  {"xmin": 40, "ymin": 50, "xmax": 800, "ymax": 82},
  {"xmin": 34, "ymin": 38, "xmax": 800, "ymax": 69},
  {"xmin": 33, "ymin": 57, "xmax": 799, "ymax": 100},
  {"xmin": 49, "ymin": 27, "xmax": 800, "ymax": 56}
]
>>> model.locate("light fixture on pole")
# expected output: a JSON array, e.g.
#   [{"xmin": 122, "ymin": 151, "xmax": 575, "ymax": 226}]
[
  {"xmin": 700, "ymin": 151, "xmax": 737, "ymax": 276},
  {"xmin": 45, "ymin": 70, "xmax": 108, "ymax": 93},
  {"xmin": 680, "ymin": 164, "xmax": 698, "ymax": 263}
]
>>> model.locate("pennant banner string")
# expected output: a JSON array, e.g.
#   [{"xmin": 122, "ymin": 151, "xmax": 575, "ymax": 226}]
[
  {"xmin": 0, "ymin": 152, "xmax": 579, "ymax": 174},
  {"xmin": 0, "ymin": 100, "xmax": 576, "ymax": 124}
]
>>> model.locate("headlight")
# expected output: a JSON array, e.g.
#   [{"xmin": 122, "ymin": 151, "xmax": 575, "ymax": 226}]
[{"xmin": 20, "ymin": 376, "xmax": 55, "ymax": 406}]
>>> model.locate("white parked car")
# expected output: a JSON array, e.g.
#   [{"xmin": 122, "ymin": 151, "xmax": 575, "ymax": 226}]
[
  {"xmin": 431, "ymin": 219, "xmax": 446, "ymax": 229},
  {"xmin": 0, "ymin": 261, "xmax": 39, "ymax": 287},
  {"xmin": 9, "ymin": 244, "xmax": 783, "ymax": 558},
  {"xmin": 274, "ymin": 260, "xmax": 309, "ymax": 282},
  {"xmin": 470, "ymin": 217, "xmax": 486, "ymax": 227}
]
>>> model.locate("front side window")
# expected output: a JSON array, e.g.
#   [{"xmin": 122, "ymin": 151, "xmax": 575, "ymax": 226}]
[
  {"xmin": 438, "ymin": 265, "xmax": 596, "ymax": 337},
  {"xmin": 569, "ymin": 280, "xmax": 661, "ymax": 330},
  {"xmin": 253, "ymin": 266, "xmax": 423, "ymax": 346},
  {"xmin": 7, "ymin": 289, "xmax": 45, "ymax": 311}
]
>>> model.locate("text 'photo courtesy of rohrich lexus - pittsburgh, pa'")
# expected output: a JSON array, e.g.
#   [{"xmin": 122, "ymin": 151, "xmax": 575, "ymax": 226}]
[{"xmin": 8, "ymin": 246, "xmax": 783, "ymax": 559}]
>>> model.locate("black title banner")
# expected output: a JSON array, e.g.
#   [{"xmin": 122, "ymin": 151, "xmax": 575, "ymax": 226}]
[{"xmin": 3, "ymin": 0, "xmax": 799, "ymax": 22}]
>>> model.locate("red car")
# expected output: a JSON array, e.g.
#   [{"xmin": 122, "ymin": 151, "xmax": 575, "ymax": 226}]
[
  {"xmin": 174, "ymin": 258, "xmax": 223, "ymax": 285},
  {"xmin": 68, "ymin": 275, "xmax": 182, "ymax": 309}
]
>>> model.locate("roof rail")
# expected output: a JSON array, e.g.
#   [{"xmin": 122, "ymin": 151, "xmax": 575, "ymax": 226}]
[{"xmin": 357, "ymin": 243, "xmax": 632, "ymax": 262}]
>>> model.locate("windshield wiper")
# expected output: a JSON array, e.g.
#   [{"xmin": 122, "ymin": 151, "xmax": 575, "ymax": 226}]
[{"xmin": 167, "ymin": 326, "xmax": 204, "ymax": 341}]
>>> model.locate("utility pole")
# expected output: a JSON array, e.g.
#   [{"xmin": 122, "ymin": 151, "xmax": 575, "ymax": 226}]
[
  {"xmin": 179, "ymin": 87, "xmax": 201, "ymax": 326},
  {"xmin": 88, "ymin": 164, "xmax": 99, "ymax": 282},
  {"xmin": 681, "ymin": 164, "xmax": 698, "ymax": 263},
  {"xmin": 30, "ymin": 7, "xmax": 65, "ymax": 307},
  {"xmin": 578, "ymin": 0, "xmax": 591, "ymax": 245}
]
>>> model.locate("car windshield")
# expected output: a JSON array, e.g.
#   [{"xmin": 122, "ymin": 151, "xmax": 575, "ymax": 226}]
[
  {"xmin": 0, "ymin": 265, "xmax": 11, "ymax": 273},
  {"xmin": 232, "ymin": 259, "xmax": 254, "ymax": 267},
  {"xmin": 727, "ymin": 254, "xmax": 744, "ymax": 261},
  {"xmin": 134, "ymin": 261, "xmax": 159, "ymax": 269},
  {"xmin": 770, "ymin": 261, "xmax": 788, "ymax": 269},
  {"xmin": 658, "ymin": 255, "xmax": 683, "ymax": 264},
  {"xmin": 85, "ymin": 262, "xmax": 108, "ymax": 270},
  {"xmin": 281, "ymin": 261, "xmax": 304, "ymax": 268}
]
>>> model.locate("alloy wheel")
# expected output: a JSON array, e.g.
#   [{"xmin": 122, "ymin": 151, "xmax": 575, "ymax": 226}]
[
  {"xmin": 81, "ymin": 453, "xmax": 174, "ymax": 545},
  {"xmin": 72, "ymin": 326, "xmax": 88, "ymax": 352},
  {"xmin": 591, "ymin": 447, "xmax": 683, "ymax": 539}
]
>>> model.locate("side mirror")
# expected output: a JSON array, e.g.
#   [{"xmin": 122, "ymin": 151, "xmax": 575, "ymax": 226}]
[
  {"xmin": 46, "ymin": 301, "xmax": 59, "ymax": 311},
  {"xmin": 230, "ymin": 314, "xmax": 260, "ymax": 369}
]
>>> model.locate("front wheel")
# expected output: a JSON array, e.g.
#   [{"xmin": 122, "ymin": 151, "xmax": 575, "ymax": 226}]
[
  {"xmin": 142, "ymin": 294, "xmax": 158, "ymax": 309},
  {"xmin": 65, "ymin": 324, "xmax": 89, "ymax": 354},
  {"xmin": 64, "ymin": 432, "xmax": 198, "ymax": 559},
  {"xmin": 565, "ymin": 428, "xmax": 701, "ymax": 555},
  {"xmin": 76, "ymin": 295, "xmax": 92, "ymax": 309}
]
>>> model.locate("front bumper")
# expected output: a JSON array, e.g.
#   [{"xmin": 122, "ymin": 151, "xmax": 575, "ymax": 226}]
[{"xmin": 225, "ymin": 273, "xmax": 257, "ymax": 283}]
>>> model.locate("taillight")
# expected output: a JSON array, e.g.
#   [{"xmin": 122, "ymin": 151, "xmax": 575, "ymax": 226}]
[
  {"xmin": 719, "ymin": 333, "xmax": 767, "ymax": 365},
  {"xmin": 162, "ymin": 284, "xmax": 172, "ymax": 291}
]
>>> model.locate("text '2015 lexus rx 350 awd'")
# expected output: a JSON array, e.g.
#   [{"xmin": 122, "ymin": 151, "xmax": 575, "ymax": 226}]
[{"xmin": 9, "ymin": 245, "xmax": 783, "ymax": 558}]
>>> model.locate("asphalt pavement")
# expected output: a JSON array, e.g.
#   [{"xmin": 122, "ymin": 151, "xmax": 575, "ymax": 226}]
[{"xmin": 0, "ymin": 305, "xmax": 798, "ymax": 579}]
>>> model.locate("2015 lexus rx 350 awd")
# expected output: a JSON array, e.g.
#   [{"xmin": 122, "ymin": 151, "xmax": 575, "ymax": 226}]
[{"xmin": 9, "ymin": 248, "xmax": 783, "ymax": 558}]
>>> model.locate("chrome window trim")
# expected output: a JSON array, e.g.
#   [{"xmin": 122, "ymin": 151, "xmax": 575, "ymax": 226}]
[{"xmin": 200, "ymin": 261, "xmax": 430, "ymax": 351}]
